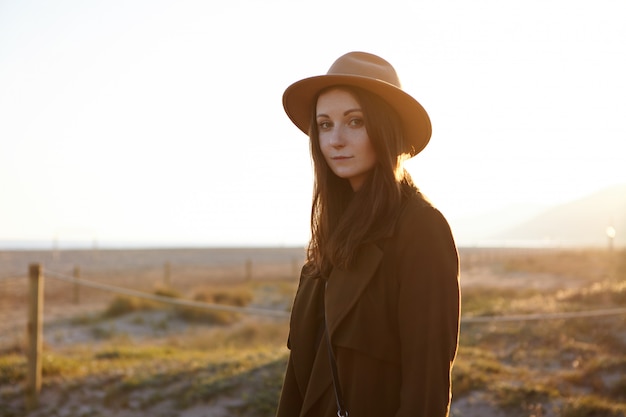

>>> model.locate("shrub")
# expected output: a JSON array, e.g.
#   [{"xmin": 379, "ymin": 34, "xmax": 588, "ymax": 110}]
[
  {"xmin": 0, "ymin": 354, "xmax": 25, "ymax": 385},
  {"xmin": 103, "ymin": 296, "xmax": 155, "ymax": 318},
  {"xmin": 154, "ymin": 286, "xmax": 183, "ymax": 299},
  {"xmin": 174, "ymin": 287, "xmax": 253, "ymax": 325}
]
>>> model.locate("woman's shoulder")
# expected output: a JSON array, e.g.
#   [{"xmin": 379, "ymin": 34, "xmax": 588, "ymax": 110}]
[
  {"xmin": 395, "ymin": 188, "xmax": 454, "ymax": 242},
  {"xmin": 399, "ymin": 187, "xmax": 438, "ymax": 221},
  {"xmin": 383, "ymin": 188, "xmax": 458, "ymax": 274},
  {"xmin": 402, "ymin": 187, "xmax": 433, "ymax": 211}
]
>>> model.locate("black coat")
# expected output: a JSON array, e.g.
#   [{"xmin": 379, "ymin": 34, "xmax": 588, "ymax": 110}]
[{"xmin": 276, "ymin": 192, "xmax": 461, "ymax": 417}]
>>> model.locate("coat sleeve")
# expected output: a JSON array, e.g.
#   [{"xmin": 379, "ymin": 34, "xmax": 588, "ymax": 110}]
[
  {"xmin": 275, "ymin": 352, "xmax": 303, "ymax": 417},
  {"xmin": 393, "ymin": 205, "xmax": 460, "ymax": 417}
]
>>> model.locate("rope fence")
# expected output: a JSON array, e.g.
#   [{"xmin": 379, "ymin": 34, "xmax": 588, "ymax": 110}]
[
  {"xmin": 462, "ymin": 307, "xmax": 626, "ymax": 323},
  {"xmin": 45, "ymin": 269, "xmax": 291, "ymax": 318},
  {"xmin": 3, "ymin": 266, "xmax": 625, "ymax": 323},
  {"xmin": 41, "ymin": 268, "xmax": 626, "ymax": 323}
]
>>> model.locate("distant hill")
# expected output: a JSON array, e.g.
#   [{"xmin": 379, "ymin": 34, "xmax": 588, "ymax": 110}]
[
  {"xmin": 451, "ymin": 203, "xmax": 549, "ymax": 246},
  {"xmin": 488, "ymin": 183, "xmax": 626, "ymax": 247}
]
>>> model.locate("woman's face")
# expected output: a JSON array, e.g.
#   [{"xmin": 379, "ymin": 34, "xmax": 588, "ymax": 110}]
[{"xmin": 316, "ymin": 88, "xmax": 377, "ymax": 191}]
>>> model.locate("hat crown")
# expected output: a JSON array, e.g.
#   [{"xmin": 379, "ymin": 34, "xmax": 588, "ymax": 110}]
[{"xmin": 327, "ymin": 52, "xmax": 401, "ymax": 89}]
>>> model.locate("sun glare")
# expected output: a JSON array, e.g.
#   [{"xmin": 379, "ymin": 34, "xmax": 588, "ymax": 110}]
[{"xmin": 606, "ymin": 226, "xmax": 616, "ymax": 239}]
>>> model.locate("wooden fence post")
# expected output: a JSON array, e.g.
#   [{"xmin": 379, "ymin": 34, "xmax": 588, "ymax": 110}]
[
  {"xmin": 73, "ymin": 266, "xmax": 80, "ymax": 305},
  {"xmin": 26, "ymin": 263, "xmax": 44, "ymax": 411},
  {"xmin": 292, "ymin": 257, "xmax": 300, "ymax": 279},
  {"xmin": 164, "ymin": 262, "xmax": 171, "ymax": 287},
  {"xmin": 245, "ymin": 259, "xmax": 252, "ymax": 282}
]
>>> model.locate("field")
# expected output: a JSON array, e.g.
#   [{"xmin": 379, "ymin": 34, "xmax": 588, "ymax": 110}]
[{"xmin": 1, "ymin": 246, "xmax": 625, "ymax": 417}]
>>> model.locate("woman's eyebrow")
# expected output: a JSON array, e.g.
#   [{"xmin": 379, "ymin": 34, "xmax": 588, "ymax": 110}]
[
  {"xmin": 316, "ymin": 108, "xmax": 362, "ymax": 119},
  {"xmin": 344, "ymin": 108, "xmax": 362, "ymax": 116}
]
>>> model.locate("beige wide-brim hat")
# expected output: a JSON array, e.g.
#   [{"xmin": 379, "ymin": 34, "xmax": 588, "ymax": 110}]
[{"xmin": 283, "ymin": 51, "xmax": 432, "ymax": 157}]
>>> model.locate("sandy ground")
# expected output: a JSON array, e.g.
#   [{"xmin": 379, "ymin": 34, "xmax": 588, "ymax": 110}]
[{"xmin": 0, "ymin": 247, "xmax": 305, "ymax": 346}]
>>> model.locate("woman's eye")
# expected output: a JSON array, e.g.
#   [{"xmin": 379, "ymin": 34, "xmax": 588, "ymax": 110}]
[
  {"xmin": 318, "ymin": 121, "xmax": 332, "ymax": 130},
  {"xmin": 348, "ymin": 118, "xmax": 364, "ymax": 127}
]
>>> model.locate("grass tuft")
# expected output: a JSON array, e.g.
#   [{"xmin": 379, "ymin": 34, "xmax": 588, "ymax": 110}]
[
  {"xmin": 102, "ymin": 295, "xmax": 157, "ymax": 318},
  {"xmin": 173, "ymin": 287, "xmax": 253, "ymax": 325},
  {"xmin": 561, "ymin": 395, "xmax": 626, "ymax": 417}
]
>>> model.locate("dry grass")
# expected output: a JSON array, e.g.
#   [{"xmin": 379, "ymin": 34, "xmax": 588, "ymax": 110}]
[
  {"xmin": 1, "ymin": 247, "xmax": 625, "ymax": 417},
  {"xmin": 453, "ymin": 248, "xmax": 626, "ymax": 417}
]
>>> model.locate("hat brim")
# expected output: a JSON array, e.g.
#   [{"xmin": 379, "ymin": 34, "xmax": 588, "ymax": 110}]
[{"xmin": 283, "ymin": 74, "xmax": 431, "ymax": 157}]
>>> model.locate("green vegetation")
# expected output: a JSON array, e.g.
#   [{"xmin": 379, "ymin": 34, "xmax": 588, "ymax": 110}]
[{"xmin": 2, "ymin": 347, "xmax": 288, "ymax": 416}]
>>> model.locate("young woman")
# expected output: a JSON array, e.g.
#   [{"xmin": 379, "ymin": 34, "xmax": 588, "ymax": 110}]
[{"xmin": 277, "ymin": 51, "xmax": 460, "ymax": 417}]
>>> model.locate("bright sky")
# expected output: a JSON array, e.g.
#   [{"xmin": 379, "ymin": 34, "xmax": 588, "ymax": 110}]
[{"xmin": 1, "ymin": 0, "xmax": 625, "ymax": 248}]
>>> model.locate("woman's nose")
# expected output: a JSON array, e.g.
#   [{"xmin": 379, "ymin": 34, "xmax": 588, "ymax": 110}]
[{"xmin": 329, "ymin": 127, "xmax": 346, "ymax": 147}]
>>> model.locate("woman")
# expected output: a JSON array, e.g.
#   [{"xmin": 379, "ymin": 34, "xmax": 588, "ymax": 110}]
[{"xmin": 277, "ymin": 51, "xmax": 460, "ymax": 417}]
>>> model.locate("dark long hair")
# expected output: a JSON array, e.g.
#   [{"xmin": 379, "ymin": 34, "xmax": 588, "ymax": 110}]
[{"xmin": 306, "ymin": 86, "xmax": 416, "ymax": 276}]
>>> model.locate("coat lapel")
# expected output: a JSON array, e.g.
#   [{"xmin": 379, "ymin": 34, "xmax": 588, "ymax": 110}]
[
  {"xmin": 325, "ymin": 242, "xmax": 383, "ymax": 338},
  {"xmin": 298, "ymin": 242, "xmax": 383, "ymax": 416}
]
